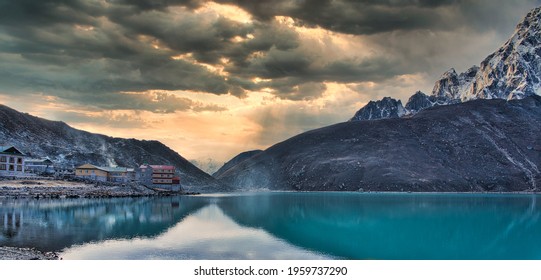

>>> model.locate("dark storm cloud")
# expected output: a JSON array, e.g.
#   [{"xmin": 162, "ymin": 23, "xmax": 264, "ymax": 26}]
[
  {"xmin": 218, "ymin": 0, "xmax": 541, "ymax": 35},
  {"xmin": 0, "ymin": 0, "xmax": 252, "ymax": 111},
  {"xmin": 108, "ymin": 8, "xmax": 253, "ymax": 58},
  {"xmin": 0, "ymin": 0, "xmax": 540, "ymax": 109},
  {"xmin": 106, "ymin": 0, "xmax": 203, "ymax": 11}
]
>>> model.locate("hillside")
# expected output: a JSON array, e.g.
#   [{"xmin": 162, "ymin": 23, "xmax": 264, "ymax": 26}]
[
  {"xmin": 212, "ymin": 150, "xmax": 263, "ymax": 178},
  {"xmin": 0, "ymin": 104, "xmax": 226, "ymax": 192},
  {"xmin": 216, "ymin": 96, "xmax": 541, "ymax": 192}
]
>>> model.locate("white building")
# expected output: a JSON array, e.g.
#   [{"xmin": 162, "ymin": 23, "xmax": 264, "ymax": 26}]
[
  {"xmin": 25, "ymin": 158, "xmax": 55, "ymax": 174},
  {"xmin": 0, "ymin": 146, "xmax": 26, "ymax": 177}
]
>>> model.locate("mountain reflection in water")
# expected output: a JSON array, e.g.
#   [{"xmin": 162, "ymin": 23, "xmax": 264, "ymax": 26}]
[{"xmin": 1, "ymin": 193, "xmax": 540, "ymax": 259}]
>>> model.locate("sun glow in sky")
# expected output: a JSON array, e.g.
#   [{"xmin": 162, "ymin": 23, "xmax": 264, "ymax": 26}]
[{"xmin": 1, "ymin": 0, "xmax": 540, "ymax": 167}]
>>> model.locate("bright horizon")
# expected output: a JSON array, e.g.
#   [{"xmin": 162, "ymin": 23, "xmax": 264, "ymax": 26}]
[{"xmin": 1, "ymin": 0, "xmax": 540, "ymax": 167}]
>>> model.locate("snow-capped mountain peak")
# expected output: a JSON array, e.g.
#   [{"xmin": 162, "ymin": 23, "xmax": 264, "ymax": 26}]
[
  {"xmin": 441, "ymin": 5, "xmax": 541, "ymax": 102},
  {"xmin": 351, "ymin": 5, "xmax": 541, "ymax": 121}
]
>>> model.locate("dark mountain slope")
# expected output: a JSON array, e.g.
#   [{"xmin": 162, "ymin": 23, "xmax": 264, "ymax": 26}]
[
  {"xmin": 217, "ymin": 96, "xmax": 541, "ymax": 192},
  {"xmin": 0, "ymin": 104, "xmax": 226, "ymax": 192},
  {"xmin": 212, "ymin": 150, "xmax": 262, "ymax": 178}
]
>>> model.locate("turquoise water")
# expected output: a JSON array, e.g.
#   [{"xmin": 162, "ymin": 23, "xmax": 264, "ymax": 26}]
[{"xmin": 0, "ymin": 192, "xmax": 540, "ymax": 259}]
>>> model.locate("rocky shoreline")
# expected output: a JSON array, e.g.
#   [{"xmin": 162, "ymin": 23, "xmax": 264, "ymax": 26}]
[
  {"xmin": 0, "ymin": 246, "xmax": 59, "ymax": 260},
  {"xmin": 0, "ymin": 179, "xmax": 191, "ymax": 199}
]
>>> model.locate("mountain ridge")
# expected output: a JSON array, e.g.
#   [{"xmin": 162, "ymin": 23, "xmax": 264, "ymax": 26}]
[
  {"xmin": 213, "ymin": 150, "xmax": 263, "ymax": 178},
  {"xmin": 216, "ymin": 96, "xmax": 541, "ymax": 192},
  {"xmin": 0, "ymin": 104, "xmax": 226, "ymax": 192},
  {"xmin": 351, "ymin": 6, "xmax": 541, "ymax": 121}
]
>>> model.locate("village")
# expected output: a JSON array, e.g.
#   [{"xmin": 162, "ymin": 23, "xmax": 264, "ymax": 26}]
[{"xmin": 0, "ymin": 145, "xmax": 183, "ymax": 195}]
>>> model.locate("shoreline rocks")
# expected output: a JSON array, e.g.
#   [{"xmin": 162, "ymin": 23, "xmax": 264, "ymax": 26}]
[
  {"xmin": 0, "ymin": 179, "xmax": 192, "ymax": 199},
  {"xmin": 0, "ymin": 246, "xmax": 59, "ymax": 260}
]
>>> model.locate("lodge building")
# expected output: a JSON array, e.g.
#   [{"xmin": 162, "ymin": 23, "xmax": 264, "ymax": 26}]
[{"xmin": 0, "ymin": 146, "xmax": 26, "ymax": 177}]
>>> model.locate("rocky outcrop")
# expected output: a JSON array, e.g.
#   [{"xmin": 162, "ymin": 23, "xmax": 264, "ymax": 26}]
[
  {"xmin": 404, "ymin": 91, "xmax": 459, "ymax": 114},
  {"xmin": 350, "ymin": 97, "xmax": 406, "ymax": 121}
]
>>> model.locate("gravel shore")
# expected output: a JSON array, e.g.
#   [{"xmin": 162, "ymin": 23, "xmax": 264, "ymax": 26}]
[
  {"xmin": 0, "ymin": 179, "xmax": 180, "ymax": 199},
  {"xmin": 0, "ymin": 246, "xmax": 59, "ymax": 260}
]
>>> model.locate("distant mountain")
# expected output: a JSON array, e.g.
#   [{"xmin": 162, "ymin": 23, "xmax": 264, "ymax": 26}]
[
  {"xmin": 0, "ymin": 104, "xmax": 226, "ymax": 192},
  {"xmin": 190, "ymin": 158, "xmax": 222, "ymax": 175},
  {"xmin": 351, "ymin": 6, "xmax": 541, "ymax": 121},
  {"xmin": 404, "ymin": 91, "xmax": 459, "ymax": 114},
  {"xmin": 213, "ymin": 150, "xmax": 263, "ymax": 178},
  {"xmin": 350, "ymin": 97, "xmax": 406, "ymax": 121},
  {"xmin": 216, "ymin": 96, "xmax": 541, "ymax": 192}
]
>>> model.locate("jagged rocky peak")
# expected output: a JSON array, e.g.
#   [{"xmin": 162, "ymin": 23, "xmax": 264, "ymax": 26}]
[
  {"xmin": 432, "ymin": 66, "xmax": 479, "ymax": 100},
  {"xmin": 404, "ymin": 91, "xmax": 451, "ymax": 114},
  {"xmin": 350, "ymin": 97, "xmax": 406, "ymax": 121},
  {"xmin": 432, "ymin": 68, "xmax": 459, "ymax": 99},
  {"xmin": 444, "ymin": 5, "xmax": 541, "ymax": 101},
  {"xmin": 351, "ymin": 5, "xmax": 541, "ymax": 122},
  {"xmin": 405, "ymin": 91, "xmax": 431, "ymax": 112},
  {"xmin": 463, "ymin": 65, "xmax": 480, "ymax": 78}
]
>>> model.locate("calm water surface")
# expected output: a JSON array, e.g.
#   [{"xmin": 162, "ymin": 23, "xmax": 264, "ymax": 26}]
[{"xmin": 0, "ymin": 192, "xmax": 540, "ymax": 259}]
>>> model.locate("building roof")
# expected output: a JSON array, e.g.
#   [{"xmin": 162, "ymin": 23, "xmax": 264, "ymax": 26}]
[
  {"xmin": 76, "ymin": 163, "xmax": 99, "ymax": 170},
  {"xmin": 76, "ymin": 163, "xmax": 128, "ymax": 173},
  {"xmin": 26, "ymin": 158, "xmax": 53, "ymax": 165},
  {"xmin": 0, "ymin": 146, "xmax": 26, "ymax": 156},
  {"xmin": 100, "ymin": 167, "xmax": 128, "ymax": 173},
  {"xmin": 149, "ymin": 165, "xmax": 175, "ymax": 170},
  {"xmin": 139, "ymin": 164, "xmax": 175, "ymax": 170}
]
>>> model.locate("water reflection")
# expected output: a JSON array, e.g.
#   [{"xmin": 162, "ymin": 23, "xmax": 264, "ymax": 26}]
[
  {"xmin": 217, "ymin": 193, "xmax": 541, "ymax": 259},
  {"xmin": 61, "ymin": 204, "xmax": 328, "ymax": 260},
  {"xmin": 0, "ymin": 197, "xmax": 207, "ymax": 251},
  {"xmin": 1, "ymin": 193, "xmax": 540, "ymax": 259}
]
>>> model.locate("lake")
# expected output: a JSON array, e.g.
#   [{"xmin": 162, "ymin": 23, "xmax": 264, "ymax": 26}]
[{"xmin": 0, "ymin": 192, "xmax": 540, "ymax": 259}]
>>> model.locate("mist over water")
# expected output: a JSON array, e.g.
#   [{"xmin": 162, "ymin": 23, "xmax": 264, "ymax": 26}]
[{"xmin": 1, "ymin": 193, "xmax": 540, "ymax": 259}]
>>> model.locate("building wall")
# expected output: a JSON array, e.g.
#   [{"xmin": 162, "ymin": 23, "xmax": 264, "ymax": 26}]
[
  {"xmin": 152, "ymin": 178, "xmax": 174, "ymax": 184},
  {"xmin": 26, "ymin": 164, "xmax": 55, "ymax": 174},
  {"xmin": 138, "ymin": 165, "xmax": 180, "ymax": 189},
  {"xmin": 152, "ymin": 169, "xmax": 174, "ymax": 184},
  {"xmin": 138, "ymin": 167, "xmax": 154, "ymax": 185},
  {"xmin": 0, "ymin": 155, "xmax": 25, "ymax": 176},
  {"xmin": 108, "ymin": 172, "xmax": 128, "ymax": 183},
  {"xmin": 75, "ymin": 168, "xmax": 108, "ymax": 182}
]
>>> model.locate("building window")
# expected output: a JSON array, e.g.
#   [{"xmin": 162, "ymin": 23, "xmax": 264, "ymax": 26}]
[
  {"xmin": 0, "ymin": 156, "xmax": 5, "ymax": 162},
  {"xmin": 17, "ymin": 158, "xmax": 22, "ymax": 164},
  {"xmin": 9, "ymin": 157, "xmax": 14, "ymax": 163},
  {"xmin": 0, "ymin": 164, "xmax": 5, "ymax": 170},
  {"xmin": 9, "ymin": 165, "xmax": 14, "ymax": 171},
  {"xmin": 16, "ymin": 166, "xmax": 22, "ymax": 171}
]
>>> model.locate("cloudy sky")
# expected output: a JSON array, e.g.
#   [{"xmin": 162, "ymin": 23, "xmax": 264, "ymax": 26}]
[{"xmin": 1, "ymin": 0, "xmax": 540, "ymax": 165}]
